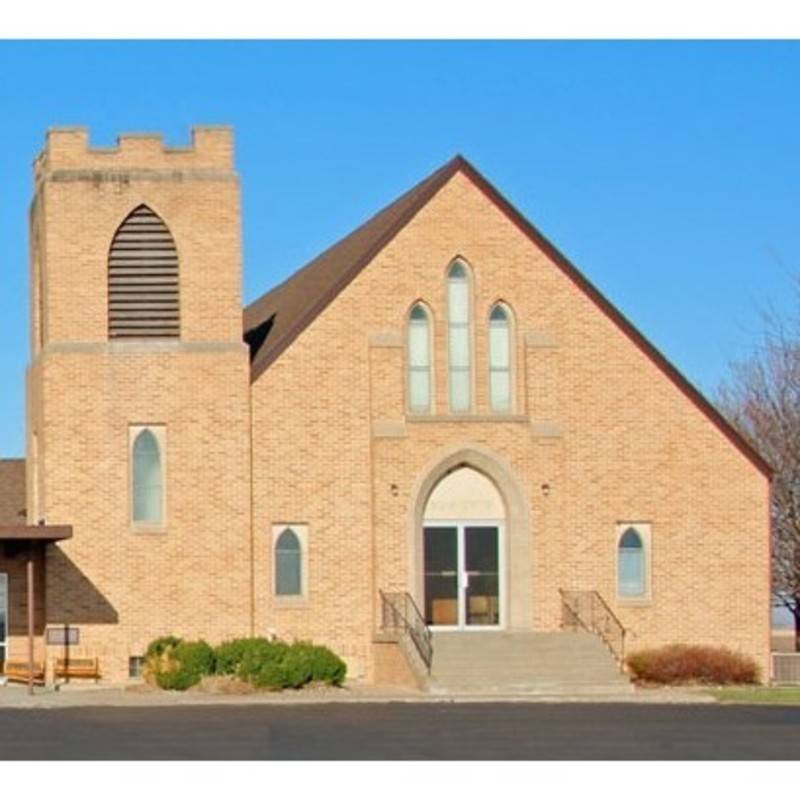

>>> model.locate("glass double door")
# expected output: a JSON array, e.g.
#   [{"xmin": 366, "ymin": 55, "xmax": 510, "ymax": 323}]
[{"xmin": 423, "ymin": 523, "xmax": 502, "ymax": 628}]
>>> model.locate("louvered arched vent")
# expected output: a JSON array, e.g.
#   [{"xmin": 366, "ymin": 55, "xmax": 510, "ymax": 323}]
[{"xmin": 108, "ymin": 205, "xmax": 180, "ymax": 338}]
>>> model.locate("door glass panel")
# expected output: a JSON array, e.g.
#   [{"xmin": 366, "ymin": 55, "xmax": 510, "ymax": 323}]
[
  {"xmin": 464, "ymin": 526, "xmax": 500, "ymax": 626},
  {"xmin": 0, "ymin": 573, "xmax": 7, "ymax": 666},
  {"xmin": 424, "ymin": 527, "xmax": 458, "ymax": 626}
]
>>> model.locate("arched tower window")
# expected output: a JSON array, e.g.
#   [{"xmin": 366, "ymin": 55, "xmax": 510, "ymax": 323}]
[
  {"xmin": 109, "ymin": 205, "xmax": 179, "ymax": 339},
  {"xmin": 408, "ymin": 303, "xmax": 432, "ymax": 413},
  {"xmin": 132, "ymin": 428, "xmax": 163, "ymax": 524},
  {"xmin": 275, "ymin": 528, "xmax": 302, "ymax": 596},
  {"xmin": 618, "ymin": 527, "xmax": 646, "ymax": 598},
  {"xmin": 489, "ymin": 303, "xmax": 513, "ymax": 412},
  {"xmin": 447, "ymin": 261, "xmax": 472, "ymax": 412}
]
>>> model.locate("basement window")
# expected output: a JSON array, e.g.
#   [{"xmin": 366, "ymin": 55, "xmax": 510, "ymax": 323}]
[{"xmin": 129, "ymin": 656, "xmax": 146, "ymax": 679}]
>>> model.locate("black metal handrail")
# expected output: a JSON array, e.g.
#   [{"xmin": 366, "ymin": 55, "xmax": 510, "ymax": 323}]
[
  {"xmin": 379, "ymin": 590, "xmax": 433, "ymax": 672},
  {"xmin": 559, "ymin": 589, "xmax": 626, "ymax": 670}
]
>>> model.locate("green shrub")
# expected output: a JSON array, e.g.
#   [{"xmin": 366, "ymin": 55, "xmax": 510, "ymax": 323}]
[
  {"xmin": 215, "ymin": 638, "xmax": 266, "ymax": 676},
  {"xmin": 237, "ymin": 639, "xmax": 290, "ymax": 683},
  {"xmin": 292, "ymin": 641, "xmax": 347, "ymax": 686},
  {"xmin": 213, "ymin": 638, "xmax": 347, "ymax": 690},
  {"xmin": 310, "ymin": 645, "xmax": 347, "ymax": 686},
  {"xmin": 177, "ymin": 640, "xmax": 215, "ymax": 677},
  {"xmin": 281, "ymin": 647, "xmax": 315, "ymax": 688},
  {"xmin": 146, "ymin": 637, "xmax": 215, "ymax": 691},
  {"xmin": 626, "ymin": 644, "xmax": 760, "ymax": 686},
  {"xmin": 145, "ymin": 635, "xmax": 347, "ymax": 692},
  {"xmin": 215, "ymin": 637, "xmax": 287, "ymax": 679},
  {"xmin": 251, "ymin": 661, "xmax": 290, "ymax": 690},
  {"xmin": 146, "ymin": 635, "xmax": 182, "ymax": 658}
]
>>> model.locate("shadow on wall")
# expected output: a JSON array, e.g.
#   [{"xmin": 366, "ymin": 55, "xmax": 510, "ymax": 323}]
[
  {"xmin": 45, "ymin": 547, "xmax": 119, "ymax": 626},
  {"xmin": 1, "ymin": 542, "xmax": 46, "ymax": 638}
]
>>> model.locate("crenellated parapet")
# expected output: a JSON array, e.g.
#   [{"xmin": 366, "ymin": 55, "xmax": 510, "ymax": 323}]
[{"xmin": 34, "ymin": 126, "xmax": 235, "ymax": 179}]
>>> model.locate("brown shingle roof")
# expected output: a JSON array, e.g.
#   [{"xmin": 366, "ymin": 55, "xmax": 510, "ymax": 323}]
[
  {"xmin": 0, "ymin": 458, "xmax": 26, "ymax": 525},
  {"xmin": 244, "ymin": 156, "xmax": 463, "ymax": 380},
  {"xmin": 243, "ymin": 155, "xmax": 771, "ymax": 479}
]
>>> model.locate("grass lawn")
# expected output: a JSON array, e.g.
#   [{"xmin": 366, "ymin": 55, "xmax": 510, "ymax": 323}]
[{"xmin": 710, "ymin": 686, "xmax": 800, "ymax": 705}]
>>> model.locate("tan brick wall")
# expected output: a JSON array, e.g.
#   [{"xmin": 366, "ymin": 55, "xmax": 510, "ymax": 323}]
[
  {"xmin": 28, "ymin": 128, "xmax": 252, "ymax": 682},
  {"xmin": 372, "ymin": 638, "xmax": 422, "ymax": 689},
  {"xmin": 251, "ymin": 170, "xmax": 770, "ymax": 682}
]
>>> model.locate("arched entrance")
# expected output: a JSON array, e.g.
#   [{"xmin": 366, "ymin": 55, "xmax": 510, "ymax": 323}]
[
  {"xmin": 422, "ymin": 466, "xmax": 505, "ymax": 628},
  {"xmin": 409, "ymin": 446, "xmax": 532, "ymax": 631}
]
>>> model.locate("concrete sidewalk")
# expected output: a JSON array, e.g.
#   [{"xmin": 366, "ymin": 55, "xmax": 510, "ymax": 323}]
[{"xmin": 0, "ymin": 682, "xmax": 716, "ymax": 708}]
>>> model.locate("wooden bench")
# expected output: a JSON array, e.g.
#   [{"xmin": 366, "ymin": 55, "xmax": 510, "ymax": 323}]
[
  {"xmin": 2, "ymin": 660, "xmax": 46, "ymax": 685},
  {"xmin": 54, "ymin": 657, "xmax": 101, "ymax": 682}
]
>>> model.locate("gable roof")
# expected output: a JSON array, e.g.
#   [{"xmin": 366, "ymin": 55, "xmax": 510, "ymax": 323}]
[
  {"xmin": 244, "ymin": 156, "xmax": 772, "ymax": 479},
  {"xmin": 243, "ymin": 157, "xmax": 461, "ymax": 379},
  {"xmin": 0, "ymin": 458, "xmax": 26, "ymax": 525}
]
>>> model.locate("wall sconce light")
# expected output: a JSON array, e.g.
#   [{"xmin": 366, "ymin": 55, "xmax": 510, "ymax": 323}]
[
  {"xmin": 541, "ymin": 483, "xmax": 551, "ymax": 497},
  {"xmin": 390, "ymin": 483, "xmax": 399, "ymax": 497}
]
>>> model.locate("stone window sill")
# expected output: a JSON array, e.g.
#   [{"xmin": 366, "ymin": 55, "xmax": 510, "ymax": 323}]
[
  {"xmin": 273, "ymin": 596, "xmax": 309, "ymax": 609},
  {"xmin": 407, "ymin": 414, "xmax": 529, "ymax": 424},
  {"xmin": 617, "ymin": 597, "xmax": 652, "ymax": 608},
  {"xmin": 131, "ymin": 524, "xmax": 167, "ymax": 535}
]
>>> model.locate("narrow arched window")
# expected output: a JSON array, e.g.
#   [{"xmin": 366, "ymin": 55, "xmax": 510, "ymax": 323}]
[
  {"xmin": 132, "ymin": 428, "xmax": 163, "ymax": 524},
  {"xmin": 275, "ymin": 528, "xmax": 302, "ymax": 596},
  {"xmin": 447, "ymin": 261, "xmax": 472, "ymax": 411},
  {"xmin": 618, "ymin": 527, "xmax": 645, "ymax": 598},
  {"xmin": 408, "ymin": 304, "xmax": 432, "ymax": 413},
  {"xmin": 109, "ymin": 205, "xmax": 179, "ymax": 339},
  {"xmin": 489, "ymin": 304, "xmax": 512, "ymax": 412}
]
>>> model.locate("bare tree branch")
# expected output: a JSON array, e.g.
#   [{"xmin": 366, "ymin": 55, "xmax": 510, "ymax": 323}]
[{"xmin": 717, "ymin": 299, "xmax": 800, "ymax": 652}]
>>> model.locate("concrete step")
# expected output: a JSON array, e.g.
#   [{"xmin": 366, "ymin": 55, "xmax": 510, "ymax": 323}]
[
  {"xmin": 428, "ymin": 685, "xmax": 635, "ymax": 697},
  {"xmin": 430, "ymin": 673, "xmax": 632, "ymax": 684},
  {"xmin": 431, "ymin": 672, "xmax": 627, "ymax": 683},
  {"xmin": 428, "ymin": 630, "xmax": 632, "ymax": 696}
]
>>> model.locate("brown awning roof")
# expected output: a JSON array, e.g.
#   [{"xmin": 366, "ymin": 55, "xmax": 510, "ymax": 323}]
[
  {"xmin": 243, "ymin": 155, "xmax": 772, "ymax": 480},
  {"xmin": 0, "ymin": 525, "xmax": 72, "ymax": 542}
]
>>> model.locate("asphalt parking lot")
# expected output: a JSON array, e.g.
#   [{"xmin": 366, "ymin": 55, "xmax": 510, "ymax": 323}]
[{"xmin": 0, "ymin": 702, "xmax": 798, "ymax": 759}]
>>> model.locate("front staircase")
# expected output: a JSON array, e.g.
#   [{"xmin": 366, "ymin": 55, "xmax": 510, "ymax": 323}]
[
  {"xmin": 428, "ymin": 630, "xmax": 633, "ymax": 696},
  {"xmin": 378, "ymin": 589, "xmax": 634, "ymax": 696}
]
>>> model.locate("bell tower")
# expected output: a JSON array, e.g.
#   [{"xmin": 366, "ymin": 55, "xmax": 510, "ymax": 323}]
[{"xmin": 27, "ymin": 127, "xmax": 252, "ymax": 679}]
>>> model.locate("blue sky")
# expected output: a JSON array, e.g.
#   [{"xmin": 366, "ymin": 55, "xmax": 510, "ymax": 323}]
[{"xmin": 0, "ymin": 40, "xmax": 798, "ymax": 456}]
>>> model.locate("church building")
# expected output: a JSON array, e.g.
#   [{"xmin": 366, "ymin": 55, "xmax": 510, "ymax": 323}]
[{"xmin": 0, "ymin": 126, "xmax": 771, "ymax": 687}]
